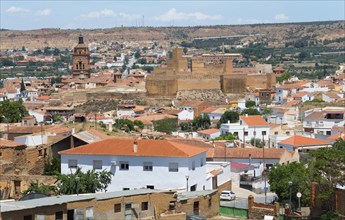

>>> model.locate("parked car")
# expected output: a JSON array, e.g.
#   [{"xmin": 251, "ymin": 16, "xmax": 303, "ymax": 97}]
[{"xmin": 220, "ymin": 190, "xmax": 236, "ymax": 201}]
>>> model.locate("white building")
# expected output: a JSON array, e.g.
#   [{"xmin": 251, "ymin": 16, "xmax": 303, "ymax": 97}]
[
  {"xmin": 197, "ymin": 128, "xmax": 220, "ymax": 140},
  {"xmin": 220, "ymin": 115, "xmax": 270, "ymax": 143},
  {"xmin": 277, "ymin": 135, "xmax": 332, "ymax": 151},
  {"xmin": 178, "ymin": 109, "xmax": 194, "ymax": 121},
  {"xmin": 60, "ymin": 138, "xmax": 225, "ymax": 192},
  {"xmin": 303, "ymin": 108, "xmax": 344, "ymax": 135}
]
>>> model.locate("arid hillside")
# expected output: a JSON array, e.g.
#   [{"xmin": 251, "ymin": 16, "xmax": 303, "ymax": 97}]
[{"xmin": 0, "ymin": 20, "xmax": 344, "ymax": 50}]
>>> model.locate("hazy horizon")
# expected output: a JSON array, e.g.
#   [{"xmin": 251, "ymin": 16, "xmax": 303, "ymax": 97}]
[{"xmin": 1, "ymin": 1, "xmax": 344, "ymax": 30}]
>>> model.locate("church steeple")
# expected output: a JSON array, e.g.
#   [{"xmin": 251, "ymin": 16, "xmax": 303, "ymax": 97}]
[
  {"xmin": 78, "ymin": 34, "xmax": 84, "ymax": 44},
  {"xmin": 72, "ymin": 35, "xmax": 90, "ymax": 79}
]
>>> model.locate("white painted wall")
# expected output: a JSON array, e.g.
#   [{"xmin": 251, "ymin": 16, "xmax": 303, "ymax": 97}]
[
  {"xmin": 178, "ymin": 110, "xmax": 194, "ymax": 121},
  {"xmin": 220, "ymin": 122, "xmax": 270, "ymax": 142},
  {"xmin": 15, "ymin": 135, "xmax": 47, "ymax": 146},
  {"xmin": 29, "ymin": 110, "xmax": 45, "ymax": 123},
  {"xmin": 61, "ymin": 153, "xmax": 208, "ymax": 192}
]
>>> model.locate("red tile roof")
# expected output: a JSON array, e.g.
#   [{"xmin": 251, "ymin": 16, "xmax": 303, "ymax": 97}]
[
  {"xmin": 240, "ymin": 115, "xmax": 269, "ymax": 127},
  {"xmin": 0, "ymin": 138, "xmax": 25, "ymax": 148},
  {"xmin": 329, "ymin": 132, "xmax": 345, "ymax": 140},
  {"xmin": 197, "ymin": 128, "xmax": 220, "ymax": 135},
  {"xmin": 213, "ymin": 147, "xmax": 288, "ymax": 159},
  {"xmin": 59, "ymin": 138, "xmax": 207, "ymax": 157},
  {"xmin": 278, "ymin": 135, "xmax": 331, "ymax": 147}
]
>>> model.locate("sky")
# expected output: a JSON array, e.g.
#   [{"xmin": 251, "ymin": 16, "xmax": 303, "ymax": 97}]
[{"xmin": 1, "ymin": 1, "xmax": 344, "ymax": 30}]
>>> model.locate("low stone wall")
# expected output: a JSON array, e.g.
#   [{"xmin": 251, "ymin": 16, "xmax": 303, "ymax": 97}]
[{"xmin": 248, "ymin": 195, "xmax": 279, "ymax": 220}]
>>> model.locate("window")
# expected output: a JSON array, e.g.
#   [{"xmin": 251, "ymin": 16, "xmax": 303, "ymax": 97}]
[
  {"xmin": 55, "ymin": 211, "xmax": 63, "ymax": 220},
  {"xmin": 192, "ymin": 161, "xmax": 195, "ymax": 170},
  {"xmin": 120, "ymin": 161, "xmax": 129, "ymax": 170},
  {"xmin": 123, "ymin": 188, "xmax": 130, "ymax": 191},
  {"xmin": 68, "ymin": 159, "xmax": 77, "ymax": 168},
  {"xmin": 114, "ymin": 204, "xmax": 121, "ymax": 213},
  {"xmin": 234, "ymin": 132, "xmax": 238, "ymax": 137},
  {"xmin": 326, "ymin": 131, "xmax": 331, "ymax": 135},
  {"xmin": 93, "ymin": 160, "xmax": 102, "ymax": 170},
  {"xmin": 147, "ymin": 185, "xmax": 154, "ymax": 189},
  {"xmin": 274, "ymin": 131, "xmax": 278, "ymax": 135},
  {"xmin": 143, "ymin": 162, "xmax": 153, "ymax": 171},
  {"xmin": 169, "ymin": 162, "xmax": 178, "ymax": 172},
  {"xmin": 141, "ymin": 202, "xmax": 148, "ymax": 211},
  {"xmin": 125, "ymin": 203, "xmax": 132, "ymax": 210},
  {"xmin": 286, "ymin": 131, "xmax": 290, "ymax": 135},
  {"xmin": 24, "ymin": 215, "xmax": 33, "ymax": 220},
  {"xmin": 262, "ymin": 131, "xmax": 267, "ymax": 136},
  {"xmin": 244, "ymin": 131, "xmax": 248, "ymax": 136}
]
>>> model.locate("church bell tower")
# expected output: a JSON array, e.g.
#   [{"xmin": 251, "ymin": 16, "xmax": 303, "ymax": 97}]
[{"xmin": 72, "ymin": 34, "xmax": 90, "ymax": 79}]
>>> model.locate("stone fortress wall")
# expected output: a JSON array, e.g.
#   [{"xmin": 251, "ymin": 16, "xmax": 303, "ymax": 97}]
[{"xmin": 146, "ymin": 48, "xmax": 276, "ymax": 98}]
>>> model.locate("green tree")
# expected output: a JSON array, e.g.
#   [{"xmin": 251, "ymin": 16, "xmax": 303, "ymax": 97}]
[
  {"xmin": 214, "ymin": 133, "xmax": 237, "ymax": 141},
  {"xmin": 0, "ymin": 99, "xmax": 29, "ymax": 123},
  {"xmin": 133, "ymin": 120, "xmax": 144, "ymax": 130},
  {"xmin": 245, "ymin": 100, "xmax": 256, "ymax": 108},
  {"xmin": 241, "ymin": 108, "xmax": 261, "ymax": 115},
  {"xmin": 183, "ymin": 47, "xmax": 188, "ymax": 54},
  {"xmin": 20, "ymin": 78, "xmax": 26, "ymax": 92},
  {"xmin": 268, "ymin": 162, "xmax": 310, "ymax": 206},
  {"xmin": 192, "ymin": 114, "xmax": 210, "ymax": 130},
  {"xmin": 56, "ymin": 167, "xmax": 111, "ymax": 195},
  {"xmin": 44, "ymin": 157, "xmax": 61, "ymax": 175},
  {"xmin": 22, "ymin": 181, "xmax": 52, "ymax": 196},
  {"xmin": 217, "ymin": 111, "xmax": 239, "ymax": 128},
  {"xmin": 250, "ymin": 138, "xmax": 265, "ymax": 148},
  {"xmin": 134, "ymin": 50, "xmax": 141, "ymax": 59},
  {"xmin": 114, "ymin": 119, "xmax": 134, "ymax": 132},
  {"xmin": 153, "ymin": 118, "xmax": 177, "ymax": 134}
]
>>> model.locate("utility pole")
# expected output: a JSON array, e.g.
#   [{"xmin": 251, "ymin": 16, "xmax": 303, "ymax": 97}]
[{"xmin": 94, "ymin": 113, "xmax": 97, "ymax": 130}]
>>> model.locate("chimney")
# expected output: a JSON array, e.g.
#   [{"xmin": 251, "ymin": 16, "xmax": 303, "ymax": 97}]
[{"xmin": 133, "ymin": 139, "xmax": 138, "ymax": 153}]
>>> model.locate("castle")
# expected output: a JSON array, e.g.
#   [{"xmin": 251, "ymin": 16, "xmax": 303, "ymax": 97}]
[
  {"xmin": 145, "ymin": 48, "xmax": 276, "ymax": 98},
  {"xmin": 72, "ymin": 35, "xmax": 90, "ymax": 79}
]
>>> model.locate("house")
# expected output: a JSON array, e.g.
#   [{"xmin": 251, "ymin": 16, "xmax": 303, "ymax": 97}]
[
  {"xmin": 277, "ymin": 135, "xmax": 332, "ymax": 151},
  {"xmin": 220, "ymin": 115, "xmax": 270, "ymax": 142},
  {"xmin": 0, "ymin": 138, "xmax": 27, "ymax": 174},
  {"xmin": 0, "ymin": 189, "xmax": 179, "ymax": 220},
  {"xmin": 60, "ymin": 138, "xmax": 212, "ymax": 192},
  {"xmin": 4, "ymin": 88, "xmax": 19, "ymax": 100},
  {"xmin": 322, "ymin": 92, "xmax": 341, "ymax": 102},
  {"xmin": 202, "ymin": 107, "xmax": 225, "ymax": 121},
  {"xmin": 275, "ymin": 81, "xmax": 309, "ymax": 103},
  {"xmin": 303, "ymin": 108, "xmax": 344, "ymax": 135},
  {"xmin": 21, "ymin": 115, "xmax": 36, "ymax": 126},
  {"xmin": 116, "ymin": 104, "xmax": 136, "ymax": 118},
  {"xmin": 176, "ymin": 100, "xmax": 210, "ymax": 121},
  {"xmin": 197, "ymin": 128, "xmax": 220, "ymax": 140},
  {"xmin": 258, "ymin": 89, "xmax": 275, "ymax": 104},
  {"xmin": 292, "ymin": 92, "xmax": 314, "ymax": 102}
]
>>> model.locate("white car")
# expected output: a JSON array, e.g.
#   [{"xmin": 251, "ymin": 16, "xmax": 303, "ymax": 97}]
[{"xmin": 220, "ymin": 190, "xmax": 236, "ymax": 201}]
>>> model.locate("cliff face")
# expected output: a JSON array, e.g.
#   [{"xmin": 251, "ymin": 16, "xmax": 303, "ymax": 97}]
[{"xmin": 1, "ymin": 21, "xmax": 344, "ymax": 50}]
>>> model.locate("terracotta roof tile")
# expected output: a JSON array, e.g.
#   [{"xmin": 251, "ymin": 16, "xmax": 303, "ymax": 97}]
[
  {"xmin": 197, "ymin": 128, "xmax": 220, "ymax": 135},
  {"xmin": 329, "ymin": 132, "xmax": 345, "ymax": 140},
  {"xmin": 0, "ymin": 138, "xmax": 25, "ymax": 148},
  {"xmin": 278, "ymin": 135, "xmax": 331, "ymax": 148},
  {"xmin": 240, "ymin": 115, "xmax": 269, "ymax": 127},
  {"xmin": 213, "ymin": 146, "xmax": 287, "ymax": 159},
  {"xmin": 59, "ymin": 138, "xmax": 207, "ymax": 157}
]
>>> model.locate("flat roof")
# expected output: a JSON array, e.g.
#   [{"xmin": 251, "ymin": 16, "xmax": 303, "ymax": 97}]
[{"xmin": 0, "ymin": 189, "xmax": 171, "ymax": 213}]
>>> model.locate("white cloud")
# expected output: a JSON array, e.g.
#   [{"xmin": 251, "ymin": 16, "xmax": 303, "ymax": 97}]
[
  {"xmin": 275, "ymin": 13, "xmax": 289, "ymax": 21},
  {"xmin": 6, "ymin": 6, "xmax": 30, "ymax": 14},
  {"xmin": 236, "ymin": 18, "xmax": 271, "ymax": 24},
  {"xmin": 154, "ymin": 8, "xmax": 221, "ymax": 22},
  {"xmin": 80, "ymin": 9, "xmax": 138, "ymax": 20},
  {"xmin": 36, "ymin": 8, "xmax": 51, "ymax": 16}
]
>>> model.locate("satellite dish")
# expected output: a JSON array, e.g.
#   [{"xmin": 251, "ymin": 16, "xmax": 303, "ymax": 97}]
[{"xmin": 297, "ymin": 192, "xmax": 302, "ymax": 198}]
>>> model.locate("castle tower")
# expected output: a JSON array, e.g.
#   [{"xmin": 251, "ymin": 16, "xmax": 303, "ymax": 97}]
[{"xmin": 72, "ymin": 34, "xmax": 90, "ymax": 79}]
